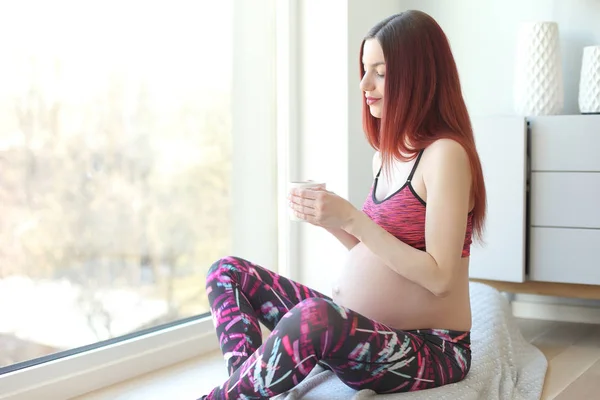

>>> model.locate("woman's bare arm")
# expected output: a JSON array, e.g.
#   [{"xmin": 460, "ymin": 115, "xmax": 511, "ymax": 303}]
[
  {"xmin": 320, "ymin": 152, "xmax": 381, "ymax": 251},
  {"xmin": 324, "ymin": 227, "xmax": 360, "ymax": 250},
  {"xmin": 343, "ymin": 140, "xmax": 472, "ymax": 297}
]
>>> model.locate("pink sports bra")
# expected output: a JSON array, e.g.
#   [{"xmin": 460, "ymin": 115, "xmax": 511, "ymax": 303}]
[{"xmin": 362, "ymin": 150, "xmax": 474, "ymax": 257}]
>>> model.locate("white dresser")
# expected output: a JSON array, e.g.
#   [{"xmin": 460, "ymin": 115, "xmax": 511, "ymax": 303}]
[
  {"xmin": 469, "ymin": 114, "xmax": 600, "ymax": 297},
  {"xmin": 529, "ymin": 115, "xmax": 600, "ymax": 286}
]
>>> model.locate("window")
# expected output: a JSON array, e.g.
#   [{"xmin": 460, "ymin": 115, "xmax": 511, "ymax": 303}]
[{"xmin": 0, "ymin": 1, "xmax": 280, "ymax": 398}]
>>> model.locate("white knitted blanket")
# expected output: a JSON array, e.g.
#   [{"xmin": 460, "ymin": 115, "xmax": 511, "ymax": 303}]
[{"xmin": 274, "ymin": 282, "xmax": 547, "ymax": 400}]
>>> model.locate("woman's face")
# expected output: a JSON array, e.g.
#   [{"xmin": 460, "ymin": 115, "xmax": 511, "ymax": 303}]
[{"xmin": 360, "ymin": 39, "xmax": 386, "ymax": 118}]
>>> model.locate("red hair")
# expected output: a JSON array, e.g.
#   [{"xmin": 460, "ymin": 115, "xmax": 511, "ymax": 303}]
[{"xmin": 360, "ymin": 10, "xmax": 487, "ymax": 241}]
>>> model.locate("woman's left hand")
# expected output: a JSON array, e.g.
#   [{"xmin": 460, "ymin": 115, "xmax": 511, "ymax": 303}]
[{"xmin": 288, "ymin": 187, "xmax": 358, "ymax": 230}]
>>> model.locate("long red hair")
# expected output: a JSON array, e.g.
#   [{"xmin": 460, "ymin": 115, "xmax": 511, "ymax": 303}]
[{"xmin": 361, "ymin": 10, "xmax": 487, "ymax": 241}]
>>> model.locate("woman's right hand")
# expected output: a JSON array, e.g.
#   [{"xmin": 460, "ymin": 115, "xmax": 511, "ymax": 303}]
[{"xmin": 287, "ymin": 180, "xmax": 326, "ymax": 227}]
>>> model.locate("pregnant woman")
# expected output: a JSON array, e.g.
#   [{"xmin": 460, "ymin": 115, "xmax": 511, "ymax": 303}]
[{"xmin": 200, "ymin": 10, "xmax": 486, "ymax": 400}]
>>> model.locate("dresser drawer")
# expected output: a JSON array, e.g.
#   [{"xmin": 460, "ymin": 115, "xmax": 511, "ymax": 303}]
[
  {"xmin": 530, "ymin": 172, "xmax": 600, "ymax": 229},
  {"xmin": 529, "ymin": 227, "xmax": 600, "ymax": 285},
  {"xmin": 529, "ymin": 115, "xmax": 600, "ymax": 172}
]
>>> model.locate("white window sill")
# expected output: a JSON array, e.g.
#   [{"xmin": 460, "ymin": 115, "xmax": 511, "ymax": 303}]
[
  {"xmin": 0, "ymin": 318, "xmax": 221, "ymax": 400},
  {"xmin": 73, "ymin": 351, "xmax": 227, "ymax": 400},
  {"xmin": 73, "ymin": 327, "xmax": 272, "ymax": 400}
]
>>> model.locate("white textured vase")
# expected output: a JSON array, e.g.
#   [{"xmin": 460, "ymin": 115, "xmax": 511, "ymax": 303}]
[
  {"xmin": 513, "ymin": 21, "xmax": 564, "ymax": 115},
  {"xmin": 578, "ymin": 46, "xmax": 600, "ymax": 114}
]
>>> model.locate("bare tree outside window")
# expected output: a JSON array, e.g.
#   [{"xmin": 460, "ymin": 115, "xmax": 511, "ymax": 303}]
[{"xmin": 0, "ymin": 1, "xmax": 232, "ymax": 367}]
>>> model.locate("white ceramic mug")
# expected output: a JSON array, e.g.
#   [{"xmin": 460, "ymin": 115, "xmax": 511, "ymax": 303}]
[{"xmin": 288, "ymin": 181, "xmax": 326, "ymax": 222}]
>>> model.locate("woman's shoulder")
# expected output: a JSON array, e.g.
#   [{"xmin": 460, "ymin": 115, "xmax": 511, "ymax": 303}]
[
  {"xmin": 419, "ymin": 138, "xmax": 472, "ymax": 190},
  {"xmin": 424, "ymin": 137, "xmax": 466, "ymax": 156},
  {"xmin": 422, "ymin": 138, "xmax": 470, "ymax": 170}
]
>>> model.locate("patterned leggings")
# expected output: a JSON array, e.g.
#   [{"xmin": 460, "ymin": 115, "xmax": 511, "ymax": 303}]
[{"xmin": 200, "ymin": 256, "xmax": 471, "ymax": 399}]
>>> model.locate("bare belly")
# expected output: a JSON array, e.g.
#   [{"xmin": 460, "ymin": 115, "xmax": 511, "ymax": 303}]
[{"xmin": 331, "ymin": 243, "xmax": 472, "ymax": 331}]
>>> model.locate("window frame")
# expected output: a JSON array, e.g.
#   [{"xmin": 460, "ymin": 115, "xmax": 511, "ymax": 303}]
[{"xmin": 0, "ymin": 0, "xmax": 287, "ymax": 398}]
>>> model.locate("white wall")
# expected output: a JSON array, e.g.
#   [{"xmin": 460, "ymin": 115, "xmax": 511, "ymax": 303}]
[
  {"xmin": 231, "ymin": 0, "xmax": 278, "ymax": 269},
  {"xmin": 292, "ymin": 0, "xmax": 398, "ymax": 294},
  {"xmin": 293, "ymin": 0, "xmax": 600, "ymax": 308},
  {"xmin": 398, "ymin": 0, "xmax": 600, "ymax": 116}
]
